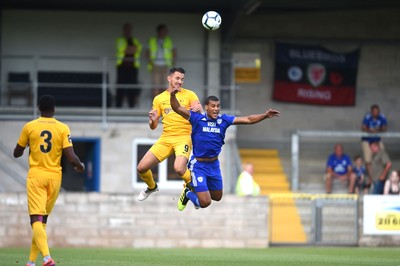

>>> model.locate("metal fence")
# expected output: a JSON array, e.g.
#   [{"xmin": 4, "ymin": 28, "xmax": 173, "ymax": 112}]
[
  {"xmin": 0, "ymin": 55, "xmax": 238, "ymax": 126},
  {"xmin": 269, "ymin": 193, "xmax": 359, "ymax": 246}
]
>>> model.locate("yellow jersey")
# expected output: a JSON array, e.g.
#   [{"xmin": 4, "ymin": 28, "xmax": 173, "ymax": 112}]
[
  {"xmin": 17, "ymin": 117, "xmax": 73, "ymax": 180},
  {"xmin": 153, "ymin": 88, "xmax": 199, "ymax": 137}
]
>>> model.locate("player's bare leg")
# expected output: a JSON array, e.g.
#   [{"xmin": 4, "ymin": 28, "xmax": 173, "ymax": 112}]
[
  {"xmin": 174, "ymin": 155, "xmax": 191, "ymax": 184},
  {"xmin": 210, "ymin": 190, "xmax": 223, "ymax": 201},
  {"xmin": 137, "ymin": 151, "xmax": 160, "ymax": 201}
]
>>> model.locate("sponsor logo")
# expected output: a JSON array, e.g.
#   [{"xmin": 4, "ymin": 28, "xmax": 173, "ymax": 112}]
[
  {"xmin": 287, "ymin": 66, "xmax": 303, "ymax": 82},
  {"xmin": 307, "ymin": 64, "xmax": 326, "ymax": 87},
  {"xmin": 375, "ymin": 204, "xmax": 400, "ymax": 230}
]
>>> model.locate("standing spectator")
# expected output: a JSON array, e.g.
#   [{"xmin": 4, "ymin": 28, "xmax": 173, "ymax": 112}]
[
  {"xmin": 146, "ymin": 24, "xmax": 176, "ymax": 98},
  {"xmin": 235, "ymin": 162, "xmax": 260, "ymax": 196},
  {"xmin": 384, "ymin": 170, "xmax": 400, "ymax": 195},
  {"xmin": 325, "ymin": 143, "xmax": 353, "ymax": 194},
  {"xmin": 350, "ymin": 155, "xmax": 370, "ymax": 194},
  {"xmin": 361, "ymin": 104, "xmax": 387, "ymax": 167},
  {"xmin": 369, "ymin": 141, "xmax": 392, "ymax": 194},
  {"xmin": 115, "ymin": 23, "xmax": 142, "ymax": 108},
  {"xmin": 13, "ymin": 95, "xmax": 85, "ymax": 266}
]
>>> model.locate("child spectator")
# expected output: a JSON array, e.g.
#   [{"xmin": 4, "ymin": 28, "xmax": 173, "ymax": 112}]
[
  {"xmin": 383, "ymin": 170, "xmax": 400, "ymax": 195},
  {"xmin": 351, "ymin": 155, "xmax": 370, "ymax": 194}
]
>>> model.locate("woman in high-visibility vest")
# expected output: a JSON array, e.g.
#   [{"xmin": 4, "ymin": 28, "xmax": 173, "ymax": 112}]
[{"xmin": 236, "ymin": 163, "xmax": 260, "ymax": 196}]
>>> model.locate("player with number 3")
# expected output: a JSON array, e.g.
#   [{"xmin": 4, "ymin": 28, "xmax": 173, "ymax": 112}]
[{"xmin": 14, "ymin": 95, "xmax": 85, "ymax": 266}]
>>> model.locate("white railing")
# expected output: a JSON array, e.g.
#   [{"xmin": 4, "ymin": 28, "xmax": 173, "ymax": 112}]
[
  {"xmin": 1, "ymin": 55, "xmax": 239, "ymax": 127},
  {"xmin": 291, "ymin": 130, "xmax": 400, "ymax": 191}
]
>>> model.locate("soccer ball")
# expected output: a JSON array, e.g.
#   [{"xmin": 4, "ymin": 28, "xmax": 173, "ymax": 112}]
[{"xmin": 202, "ymin": 11, "xmax": 222, "ymax": 31}]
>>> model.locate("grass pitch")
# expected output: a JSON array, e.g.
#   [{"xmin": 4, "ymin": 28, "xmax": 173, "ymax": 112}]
[{"xmin": 0, "ymin": 247, "xmax": 398, "ymax": 266}]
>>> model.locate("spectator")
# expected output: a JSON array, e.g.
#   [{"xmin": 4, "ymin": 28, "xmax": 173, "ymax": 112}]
[
  {"xmin": 235, "ymin": 162, "xmax": 260, "ymax": 196},
  {"xmin": 350, "ymin": 155, "xmax": 370, "ymax": 194},
  {"xmin": 115, "ymin": 23, "xmax": 142, "ymax": 108},
  {"xmin": 368, "ymin": 141, "xmax": 392, "ymax": 194},
  {"xmin": 325, "ymin": 143, "xmax": 353, "ymax": 194},
  {"xmin": 146, "ymin": 24, "xmax": 176, "ymax": 98},
  {"xmin": 384, "ymin": 170, "xmax": 400, "ymax": 195},
  {"xmin": 361, "ymin": 104, "xmax": 387, "ymax": 166}
]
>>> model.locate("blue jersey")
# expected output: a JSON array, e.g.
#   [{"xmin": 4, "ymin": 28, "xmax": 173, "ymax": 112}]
[
  {"xmin": 326, "ymin": 153, "xmax": 352, "ymax": 175},
  {"xmin": 361, "ymin": 113, "xmax": 387, "ymax": 143},
  {"xmin": 353, "ymin": 165, "xmax": 366, "ymax": 178},
  {"xmin": 188, "ymin": 111, "xmax": 235, "ymax": 158}
]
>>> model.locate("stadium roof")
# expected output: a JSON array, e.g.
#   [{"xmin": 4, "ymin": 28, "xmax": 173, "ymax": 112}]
[{"xmin": 1, "ymin": 0, "xmax": 400, "ymax": 14}]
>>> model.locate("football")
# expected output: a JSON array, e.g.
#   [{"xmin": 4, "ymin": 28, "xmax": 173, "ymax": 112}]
[{"xmin": 202, "ymin": 11, "xmax": 222, "ymax": 31}]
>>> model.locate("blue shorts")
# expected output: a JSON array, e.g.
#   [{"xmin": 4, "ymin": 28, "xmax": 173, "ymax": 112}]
[{"xmin": 187, "ymin": 157, "xmax": 223, "ymax": 192}]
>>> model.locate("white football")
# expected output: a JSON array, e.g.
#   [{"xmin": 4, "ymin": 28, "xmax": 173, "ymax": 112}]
[{"xmin": 202, "ymin": 11, "xmax": 222, "ymax": 31}]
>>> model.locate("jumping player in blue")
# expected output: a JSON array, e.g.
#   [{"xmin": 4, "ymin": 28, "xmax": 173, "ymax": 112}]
[{"xmin": 170, "ymin": 90, "xmax": 280, "ymax": 210}]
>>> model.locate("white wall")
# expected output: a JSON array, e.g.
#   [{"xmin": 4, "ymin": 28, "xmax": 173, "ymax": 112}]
[
  {"xmin": 1, "ymin": 9, "xmax": 221, "ymax": 102},
  {"xmin": 231, "ymin": 9, "xmax": 400, "ymax": 146}
]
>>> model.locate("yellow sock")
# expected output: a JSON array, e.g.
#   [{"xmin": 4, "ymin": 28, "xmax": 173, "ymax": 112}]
[
  {"xmin": 139, "ymin": 169, "xmax": 156, "ymax": 189},
  {"xmin": 32, "ymin": 222, "xmax": 49, "ymax": 257},
  {"xmin": 29, "ymin": 236, "xmax": 39, "ymax": 262},
  {"xmin": 29, "ymin": 223, "xmax": 46, "ymax": 262},
  {"xmin": 181, "ymin": 169, "xmax": 191, "ymax": 184}
]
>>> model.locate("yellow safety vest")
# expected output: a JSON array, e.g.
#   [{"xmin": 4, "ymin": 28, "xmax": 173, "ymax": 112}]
[
  {"xmin": 147, "ymin": 36, "xmax": 174, "ymax": 71},
  {"xmin": 116, "ymin": 37, "xmax": 142, "ymax": 68},
  {"xmin": 235, "ymin": 171, "xmax": 260, "ymax": 196}
]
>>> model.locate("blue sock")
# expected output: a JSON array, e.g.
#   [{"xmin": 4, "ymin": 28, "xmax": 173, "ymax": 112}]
[{"xmin": 186, "ymin": 191, "xmax": 200, "ymax": 207}]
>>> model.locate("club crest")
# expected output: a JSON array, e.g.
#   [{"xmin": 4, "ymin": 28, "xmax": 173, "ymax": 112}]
[{"xmin": 307, "ymin": 64, "xmax": 326, "ymax": 87}]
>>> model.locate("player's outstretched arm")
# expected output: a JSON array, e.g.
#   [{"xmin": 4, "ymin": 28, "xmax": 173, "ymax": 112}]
[
  {"xmin": 63, "ymin": 147, "xmax": 85, "ymax": 173},
  {"xmin": 233, "ymin": 108, "xmax": 280, "ymax": 125},
  {"xmin": 170, "ymin": 90, "xmax": 190, "ymax": 120}
]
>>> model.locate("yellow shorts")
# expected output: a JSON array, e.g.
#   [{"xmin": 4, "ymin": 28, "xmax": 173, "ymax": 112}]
[
  {"xmin": 27, "ymin": 176, "xmax": 61, "ymax": 216},
  {"xmin": 150, "ymin": 135, "xmax": 192, "ymax": 162}
]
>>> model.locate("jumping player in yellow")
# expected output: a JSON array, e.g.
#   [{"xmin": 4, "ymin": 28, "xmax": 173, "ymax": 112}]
[
  {"xmin": 13, "ymin": 95, "xmax": 85, "ymax": 266},
  {"xmin": 137, "ymin": 66, "xmax": 202, "ymax": 201}
]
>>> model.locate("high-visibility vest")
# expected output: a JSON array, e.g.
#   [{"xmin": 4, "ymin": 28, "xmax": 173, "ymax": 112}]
[
  {"xmin": 235, "ymin": 171, "xmax": 260, "ymax": 196},
  {"xmin": 116, "ymin": 37, "xmax": 142, "ymax": 68},
  {"xmin": 147, "ymin": 36, "xmax": 174, "ymax": 71}
]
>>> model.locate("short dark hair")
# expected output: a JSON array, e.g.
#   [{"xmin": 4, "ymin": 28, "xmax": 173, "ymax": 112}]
[
  {"xmin": 38, "ymin": 95, "xmax": 55, "ymax": 112},
  {"xmin": 156, "ymin": 24, "xmax": 167, "ymax": 32},
  {"xmin": 204, "ymin": 95, "xmax": 219, "ymax": 105},
  {"xmin": 353, "ymin": 155, "xmax": 362, "ymax": 161},
  {"xmin": 371, "ymin": 104, "xmax": 380, "ymax": 111},
  {"xmin": 169, "ymin": 67, "xmax": 185, "ymax": 75}
]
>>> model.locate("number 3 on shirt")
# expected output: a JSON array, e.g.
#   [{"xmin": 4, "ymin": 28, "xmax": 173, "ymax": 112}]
[{"xmin": 40, "ymin": 130, "xmax": 52, "ymax": 153}]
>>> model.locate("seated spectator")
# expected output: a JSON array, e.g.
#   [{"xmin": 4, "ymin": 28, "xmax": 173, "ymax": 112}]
[
  {"xmin": 383, "ymin": 170, "xmax": 399, "ymax": 195},
  {"xmin": 350, "ymin": 155, "xmax": 370, "ymax": 194},
  {"xmin": 235, "ymin": 163, "xmax": 260, "ymax": 196},
  {"xmin": 368, "ymin": 141, "xmax": 392, "ymax": 194},
  {"xmin": 325, "ymin": 143, "xmax": 353, "ymax": 194}
]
